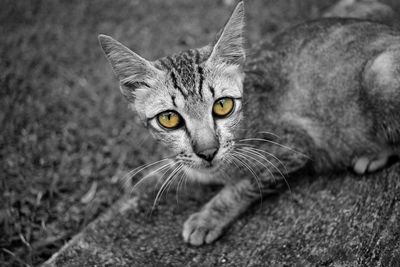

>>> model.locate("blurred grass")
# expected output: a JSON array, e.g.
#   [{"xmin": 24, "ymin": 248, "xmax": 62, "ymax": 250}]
[{"xmin": 1, "ymin": 0, "xmax": 399, "ymax": 266}]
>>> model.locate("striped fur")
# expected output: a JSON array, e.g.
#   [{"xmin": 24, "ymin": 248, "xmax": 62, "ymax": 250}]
[
  {"xmin": 99, "ymin": 2, "xmax": 250, "ymax": 246},
  {"xmin": 99, "ymin": 1, "xmax": 400, "ymax": 247},
  {"xmin": 156, "ymin": 48, "xmax": 209, "ymax": 99}
]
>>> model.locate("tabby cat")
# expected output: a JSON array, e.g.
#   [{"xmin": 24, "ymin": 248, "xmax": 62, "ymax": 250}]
[{"xmin": 99, "ymin": 1, "xmax": 400, "ymax": 246}]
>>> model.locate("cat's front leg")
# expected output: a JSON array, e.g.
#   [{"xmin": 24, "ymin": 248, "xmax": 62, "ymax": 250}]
[
  {"xmin": 183, "ymin": 133, "xmax": 312, "ymax": 246},
  {"xmin": 182, "ymin": 179, "xmax": 258, "ymax": 246}
]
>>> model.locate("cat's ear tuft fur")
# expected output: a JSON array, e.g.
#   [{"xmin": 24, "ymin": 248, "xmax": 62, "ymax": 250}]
[
  {"xmin": 98, "ymin": 34, "xmax": 161, "ymax": 102},
  {"xmin": 208, "ymin": 1, "xmax": 245, "ymax": 65}
]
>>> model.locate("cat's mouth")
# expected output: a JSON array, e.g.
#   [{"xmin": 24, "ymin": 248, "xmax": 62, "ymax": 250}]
[
  {"xmin": 185, "ymin": 163, "xmax": 225, "ymax": 184},
  {"xmin": 194, "ymin": 160, "xmax": 223, "ymax": 174},
  {"xmin": 176, "ymin": 149, "xmax": 229, "ymax": 176},
  {"xmin": 202, "ymin": 161, "xmax": 214, "ymax": 168}
]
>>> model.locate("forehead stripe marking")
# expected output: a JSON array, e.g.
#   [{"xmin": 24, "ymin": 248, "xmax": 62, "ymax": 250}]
[
  {"xmin": 171, "ymin": 95, "xmax": 177, "ymax": 107},
  {"xmin": 166, "ymin": 55, "xmax": 177, "ymax": 69},
  {"xmin": 194, "ymin": 49, "xmax": 200, "ymax": 64},
  {"xmin": 167, "ymin": 55, "xmax": 190, "ymax": 97},
  {"xmin": 170, "ymin": 71, "xmax": 187, "ymax": 97},
  {"xmin": 183, "ymin": 51, "xmax": 192, "ymax": 62},
  {"xmin": 198, "ymin": 65, "xmax": 204, "ymax": 100},
  {"xmin": 158, "ymin": 58, "xmax": 170, "ymax": 70},
  {"xmin": 209, "ymin": 85, "xmax": 215, "ymax": 97}
]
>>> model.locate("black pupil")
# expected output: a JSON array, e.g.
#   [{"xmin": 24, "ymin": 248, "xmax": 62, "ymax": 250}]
[
  {"xmin": 167, "ymin": 113, "xmax": 171, "ymax": 120},
  {"xmin": 219, "ymin": 100, "xmax": 224, "ymax": 108}
]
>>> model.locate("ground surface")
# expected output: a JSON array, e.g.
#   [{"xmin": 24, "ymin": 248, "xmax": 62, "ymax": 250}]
[
  {"xmin": 44, "ymin": 167, "xmax": 400, "ymax": 266},
  {"xmin": 1, "ymin": 0, "xmax": 400, "ymax": 266}
]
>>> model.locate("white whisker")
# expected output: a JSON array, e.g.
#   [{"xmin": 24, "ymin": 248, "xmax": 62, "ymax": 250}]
[
  {"xmin": 121, "ymin": 158, "xmax": 173, "ymax": 186},
  {"xmin": 230, "ymin": 152, "xmax": 263, "ymax": 201},
  {"xmin": 175, "ymin": 169, "xmax": 186, "ymax": 203},
  {"xmin": 233, "ymin": 150, "xmax": 275, "ymax": 185},
  {"xmin": 156, "ymin": 163, "xmax": 182, "ymax": 199},
  {"xmin": 153, "ymin": 163, "xmax": 177, "ymax": 190},
  {"xmin": 182, "ymin": 165, "xmax": 191, "ymax": 194},
  {"xmin": 235, "ymin": 149, "xmax": 276, "ymax": 178},
  {"xmin": 258, "ymin": 131, "xmax": 281, "ymax": 139},
  {"xmin": 233, "ymin": 143, "xmax": 288, "ymax": 174},
  {"xmin": 225, "ymin": 153, "xmax": 241, "ymax": 170},
  {"xmin": 236, "ymin": 147, "xmax": 285, "ymax": 177},
  {"xmin": 125, "ymin": 161, "xmax": 175, "ymax": 193},
  {"xmin": 151, "ymin": 163, "xmax": 183, "ymax": 212},
  {"xmin": 236, "ymin": 148, "xmax": 292, "ymax": 193},
  {"xmin": 163, "ymin": 163, "xmax": 184, "ymax": 202},
  {"xmin": 238, "ymin": 138, "xmax": 309, "ymax": 158}
]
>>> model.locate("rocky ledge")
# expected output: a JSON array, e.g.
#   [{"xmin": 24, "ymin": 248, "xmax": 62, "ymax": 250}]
[{"xmin": 43, "ymin": 164, "xmax": 400, "ymax": 266}]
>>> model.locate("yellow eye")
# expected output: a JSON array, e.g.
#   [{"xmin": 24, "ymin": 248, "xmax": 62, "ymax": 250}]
[
  {"xmin": 157, "ymin": 111, "xmax": 182, "ymax": 129},
  {"xmin": 213, "ymin": 98, "xmax": 234, "ymax": 117}
]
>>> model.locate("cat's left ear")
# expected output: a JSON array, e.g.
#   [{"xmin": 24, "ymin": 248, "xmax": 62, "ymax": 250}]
[{"xmin": 208, "ymin": 1, "xmax": 245, "ymax": 66}]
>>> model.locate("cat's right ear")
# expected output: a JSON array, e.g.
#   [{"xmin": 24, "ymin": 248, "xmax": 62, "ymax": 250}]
[
  {"xmin": 208, "ymin": 1, "xmax": 245, "ymax": 66},
  {"xmin": 98, "ymin": 34, "xmax": 162, "ymax": 102}
]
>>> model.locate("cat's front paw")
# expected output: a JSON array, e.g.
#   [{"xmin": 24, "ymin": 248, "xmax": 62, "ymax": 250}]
[{"xmin": 182, "ymin": 210, "xmax": 225, "ymax": 246}]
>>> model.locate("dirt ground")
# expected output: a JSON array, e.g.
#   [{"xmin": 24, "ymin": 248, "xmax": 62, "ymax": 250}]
[{"xmin": 1, "ymin": 0, "xmax": 400, "ymax": 266}]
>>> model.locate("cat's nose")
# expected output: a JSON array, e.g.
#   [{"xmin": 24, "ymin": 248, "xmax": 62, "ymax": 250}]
[{"xmin": 197, "ymin": 147, "xmax": 218, "ymax": 162}]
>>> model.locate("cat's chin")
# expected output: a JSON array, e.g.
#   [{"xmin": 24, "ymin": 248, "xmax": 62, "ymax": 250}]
[
  {"xmin": 201, "ymin": 164, "xmax": 220, "ymax": 172},
  {"xmin": 192, "ymin": 164, "xmax": 220, "ymax": 174},
  {"xmin": 186, "ymin": 164, "xmax": 226, "ymax": 184}
]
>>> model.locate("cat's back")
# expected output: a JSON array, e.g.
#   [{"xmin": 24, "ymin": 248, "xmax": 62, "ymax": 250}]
[
  {"xmin": 248, "ymin": 18, "xmax": 400, "ymax": 168},
  {"xmin": 272, "ymin": 18, "xmax": 399, "ymax": 54},
  {"xmin": 272, "ymin": 18, "xmax": 400, "ymax": 59},
  {"xmin": 248, "ymin": 18, "xmax": 400, "ymax": 103},
  {"xmin": 270, "ymin": 18, "xmax": 400, "ymax": 114}
]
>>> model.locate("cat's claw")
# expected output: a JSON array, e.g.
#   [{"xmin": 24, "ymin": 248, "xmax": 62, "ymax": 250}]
[{"xmin": 182, "ymin": 211, "xmax": 224, "ymax": 246}]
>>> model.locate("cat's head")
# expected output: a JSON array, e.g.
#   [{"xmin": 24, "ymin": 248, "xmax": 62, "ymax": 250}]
[{"xmin": 99, "ymin": 2, "xmax": 245, "ymax": 182}]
